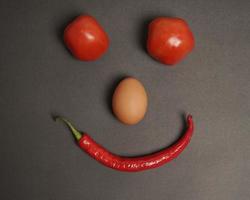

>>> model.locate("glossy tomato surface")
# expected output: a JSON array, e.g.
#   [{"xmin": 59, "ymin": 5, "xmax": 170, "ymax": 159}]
[
  {"xmin": 64, "ymin": 15, "xmax": 109, "ymax": 61},
  {"xmin": 147, "ymin": 17, "xmax": 194, "ymax": 65}
]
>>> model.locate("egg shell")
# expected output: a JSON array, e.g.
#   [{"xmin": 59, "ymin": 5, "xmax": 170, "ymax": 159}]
[{"xmin": 112, "ymin": 77, "xmax": 148, "ymax": 125}]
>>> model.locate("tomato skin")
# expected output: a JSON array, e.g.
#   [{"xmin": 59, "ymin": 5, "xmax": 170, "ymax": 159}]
[
  {"xmin": 64, "ymin": 15, "xmax": 109, "ymax": 61},
  {"xmin": 147, "ymin": 17, "xmax": 194, "ymax": 65}
]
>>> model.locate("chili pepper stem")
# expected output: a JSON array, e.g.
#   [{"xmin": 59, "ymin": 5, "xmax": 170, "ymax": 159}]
[{"xmin": 55, "ymin": 117, "xmax": 82, "ymax": 141}]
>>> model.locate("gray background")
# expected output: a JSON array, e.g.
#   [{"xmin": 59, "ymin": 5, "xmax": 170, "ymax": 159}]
[{"xmin": 0, "ymin": 0, "xmax": 250, "ymax": 199}]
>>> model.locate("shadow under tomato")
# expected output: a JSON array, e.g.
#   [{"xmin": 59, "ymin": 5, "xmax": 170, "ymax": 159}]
[
  {"xmin": 55, "ymin": 12, "xmax": 83, "ymax": 55},
  {"xmin": 136, "ymin": 13, "xmax": 175, "ymax": 53}
]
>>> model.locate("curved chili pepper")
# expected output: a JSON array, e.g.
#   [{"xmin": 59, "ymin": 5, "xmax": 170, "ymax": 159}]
[{"xmin": 56, "ymin": 115, "xmax": 194, "ymax": 172}]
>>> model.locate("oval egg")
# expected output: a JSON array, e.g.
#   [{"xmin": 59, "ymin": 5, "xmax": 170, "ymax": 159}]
[{"xmin": 112, "ymin": 77, "xmax": 148, "ymax": 125}]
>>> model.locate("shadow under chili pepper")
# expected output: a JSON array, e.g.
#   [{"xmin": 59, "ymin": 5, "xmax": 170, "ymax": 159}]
[
  {"xmin": 179, "ymin": 112, "xmax": 189, "ymax": 138},
  {"xmin": 120, "ymin": 112, "xmax": 189, "ymax": 158},
  {"xmin": 52, "ymin": 114, "xmax": 81, "ymax": 144},
  {"xmin": 51, "ymin": 112, "xmax": 62, "ymax": 122}
]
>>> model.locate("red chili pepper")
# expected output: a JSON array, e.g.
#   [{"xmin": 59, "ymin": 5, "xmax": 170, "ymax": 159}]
[{"xmin": 56, "ymin": 115, "xmax": 194, "ymax": 172}]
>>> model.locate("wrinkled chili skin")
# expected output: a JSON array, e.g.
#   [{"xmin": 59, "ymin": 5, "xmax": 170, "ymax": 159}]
[{"xmin": 78, "ymin": 115, "xmax": 194, "ymax": 172}]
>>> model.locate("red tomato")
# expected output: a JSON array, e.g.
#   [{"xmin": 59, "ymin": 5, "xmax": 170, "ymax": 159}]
[
  {"xmin": 147, "ymin": 17, "xmax": 194, "ymax": 65},
  {"xmin": 64, "ymin": 15, "xmax": 109, "ymax": 61}
]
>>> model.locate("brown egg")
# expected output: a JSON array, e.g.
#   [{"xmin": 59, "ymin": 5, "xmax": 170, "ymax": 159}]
[{"xmin": 112, "ymin": 77, "xmax": 148, "ymax": 125}]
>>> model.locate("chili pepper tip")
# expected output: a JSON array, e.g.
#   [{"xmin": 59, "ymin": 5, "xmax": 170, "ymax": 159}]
[
  {"xmin": 187, "ymin": 114, "xmax": 192, "ymax": 119},
  {"xmin": 55, "ymin": 116, "xmax": 82, "ymax": 141}
]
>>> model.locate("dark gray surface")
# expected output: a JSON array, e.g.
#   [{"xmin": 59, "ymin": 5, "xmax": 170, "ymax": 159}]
[{"xmin": 0, "ymin": 0, "xmax": 250, "ymax": 199}]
